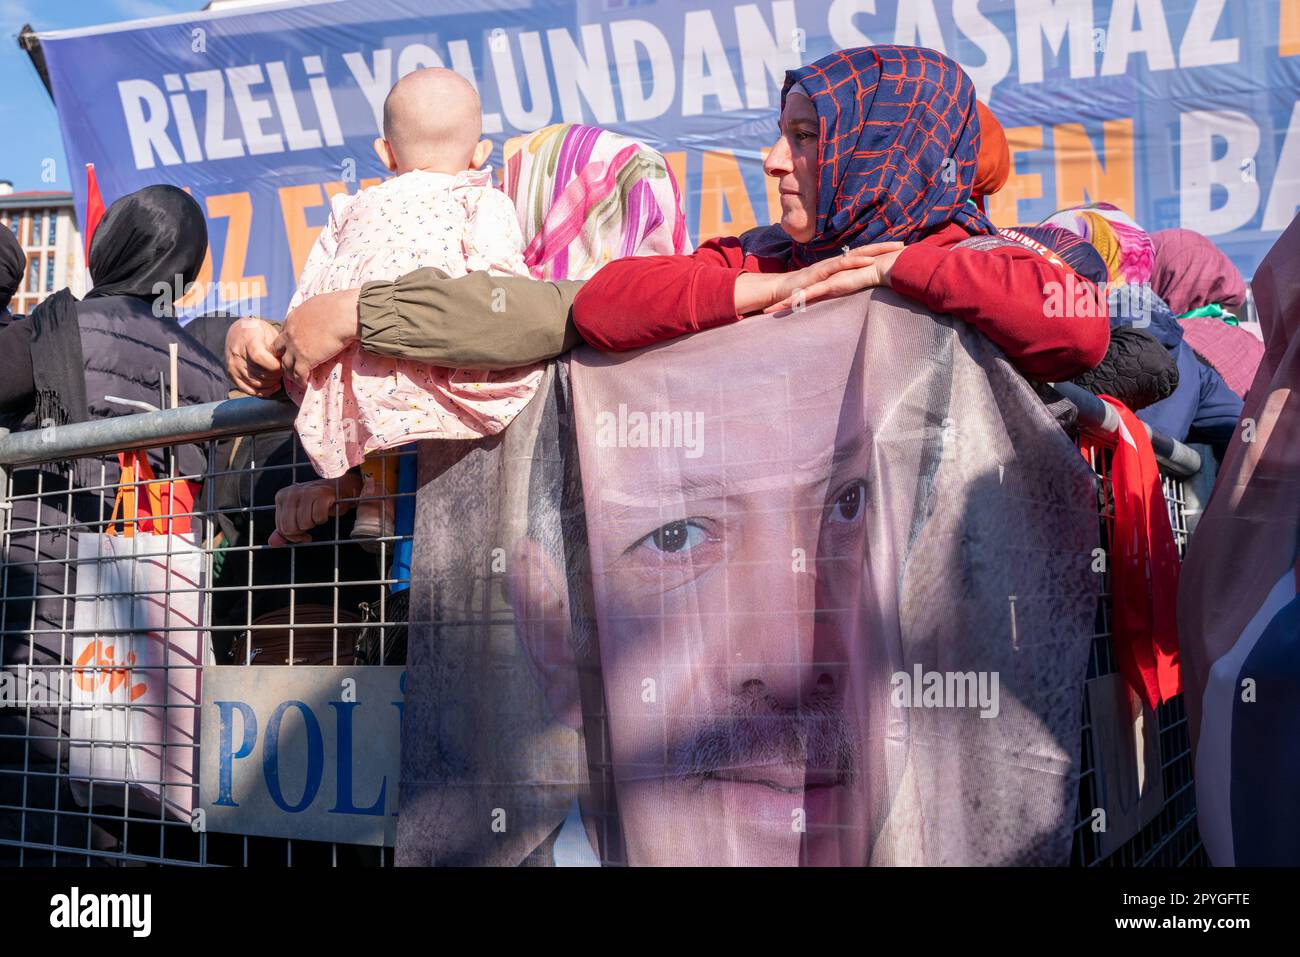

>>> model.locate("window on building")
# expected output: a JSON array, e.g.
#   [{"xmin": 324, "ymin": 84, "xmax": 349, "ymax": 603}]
[
  {"xmin": 48, "ymin": 215, "xmax": 56, "ymax": 245},
  {"xmin": 45, "ymin": 254, "xmax": 55, "ymax": 292},
  {"xmin": 31, "ymin": 213, "xmax": 43, "ymax": 246},
  {"xmin": 26, "ymin": 254, "xmax": 39, "ymax": 293}
]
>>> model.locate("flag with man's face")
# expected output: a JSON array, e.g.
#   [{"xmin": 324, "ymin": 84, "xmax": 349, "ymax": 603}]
[
  {"xmin": 1178, "ymin": 215, "xmax": 1300, "ymax": 867},
  {"xmin": 396, "ymin": 286, "xmax": 1102, "ymax": 866}
]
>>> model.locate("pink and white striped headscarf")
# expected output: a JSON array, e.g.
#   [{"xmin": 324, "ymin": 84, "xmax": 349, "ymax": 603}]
[
  {"xmin": 1041, "ymin": 202, "xmax": 1156, "ymax": 286},
  {"xmin": 502, "ymin": 123, "xmax": 691, "ymax": 281}
]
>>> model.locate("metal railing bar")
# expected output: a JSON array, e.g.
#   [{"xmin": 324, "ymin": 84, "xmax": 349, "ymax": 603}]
[
  {"xmin": 1052, "ymin": 381, "xmax": 1203, "ymax": 478},
  {"xmin": 0, "ymin": 396, "xmax": 298, "ymax": 467}
]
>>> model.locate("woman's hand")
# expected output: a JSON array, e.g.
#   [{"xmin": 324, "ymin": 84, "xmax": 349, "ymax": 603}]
[
  {"xmin": 763, "ymin": 242, "xmax": 906, "ymax": 314},
  {"xmin": 225, "ymin": 317, "xmax": 283, "ymax": 397},
  {"xmin": 268, "ymin": 473, "xmax": 364, "ymax": 547},
  {"xmin": 275, "ymin": 288, "xmax": 362, "ymax": 389}
]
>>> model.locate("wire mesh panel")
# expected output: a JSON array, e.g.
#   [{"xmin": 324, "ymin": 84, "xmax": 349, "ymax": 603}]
[
  {"xmin": 1, "ymin": 414, "xmax": 1205, "ymax": 867},
  {"xmin": 0, "ymin": 428, "xmax": 416, "ymax": 867},
  {"xmin": 1070, "ymin": 439, "xmax": 1207, "ymax": 867}
]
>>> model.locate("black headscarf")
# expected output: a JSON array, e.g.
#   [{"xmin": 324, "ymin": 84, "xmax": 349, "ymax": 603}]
[
  {"xmin": 85, "ymin": 184, "xmax": 207, "ymax": 312},
  {"xmin": 0, "ymin": 224, "xmax": 25, "ymax": 313},
  {"xmin": 24, "ymin": 186, "xmax": 207, "ymax": 468}
]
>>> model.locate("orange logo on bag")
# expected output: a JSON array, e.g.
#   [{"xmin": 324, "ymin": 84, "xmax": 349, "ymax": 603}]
[{"xmin": 73, "ymin": 640, "xmax": 148, "ymax": 701}]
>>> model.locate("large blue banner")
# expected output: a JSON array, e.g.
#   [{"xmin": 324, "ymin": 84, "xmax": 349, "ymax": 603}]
[{"xmin": 36, "ymin": 0, "xmax": 1300, "ymax": 320}]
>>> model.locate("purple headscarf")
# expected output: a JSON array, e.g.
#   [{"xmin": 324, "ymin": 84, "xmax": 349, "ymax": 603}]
[{"xmin": 1151, "ymin": 229, "xmax": 1247, "ymax": 316}]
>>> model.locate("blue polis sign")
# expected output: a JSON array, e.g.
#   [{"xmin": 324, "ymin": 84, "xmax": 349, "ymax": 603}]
[{"xmin": 199, "ymin": 666, "xmax": 405, "ymax": 846}]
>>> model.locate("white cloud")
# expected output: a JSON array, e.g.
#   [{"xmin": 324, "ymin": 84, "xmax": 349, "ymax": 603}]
[{"xmin": 0, "ymin": 1, "xmax": 38, "ymax": 35}]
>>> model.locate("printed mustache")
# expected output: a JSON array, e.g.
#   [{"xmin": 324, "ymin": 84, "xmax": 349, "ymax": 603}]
[{"xmin": 668, "ymin": 679, "xmax": 858, "ymax": 791}]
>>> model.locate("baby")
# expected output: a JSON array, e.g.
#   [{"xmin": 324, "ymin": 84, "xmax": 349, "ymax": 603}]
[{"xmin": 286, "ymin": 68, "xmax": 540, "ymax": 544}]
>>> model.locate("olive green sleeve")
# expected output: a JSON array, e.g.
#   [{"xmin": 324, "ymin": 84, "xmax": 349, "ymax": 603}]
[{"xmin": 357, "ymin": 267, "xmax": 585, "ymax": 369}]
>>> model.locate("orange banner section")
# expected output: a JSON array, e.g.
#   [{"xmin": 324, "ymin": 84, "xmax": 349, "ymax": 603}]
[
  {"xmin": 176, "ymin": 190, "xmax": 268, "ymax": 311},
  {"xmin": 175, "ymin": 246, "xmax": 214, "ymax": 312},
  {"xmin": 987, "ymin": 126, "xmax": 1045, "ymax": 228},
  {"xmin": 207, "ymin": 192, "xmax": 268, "ymax": 302},
  {"xmin": 674, "ymin": 129, "xmax": 1135, "ymax": 243},
  {"xmin": 176, "ymin": 187, "xmax": 212, "ymax": 311},
  {"xmin": 988, "ymin": 120, "xmax": 1135, "ymax": 228},
  {"xmin": 1283, "ymin": 0, "xmax": 1300, "ymax": 56},
  {"xmin": 181, "ymin": 180, "xmax": 391, "ymax": 313},
  {"xmin": 1054, "ymin": 119, "xmax": 1135, "ymax": 215},
  {"xmin": 279, "ymin": 178, "xmax": 382, "ymax": 282},
  {"xmin": 699, "ymin": 149, "xmax": 759, "ymax": 243}
]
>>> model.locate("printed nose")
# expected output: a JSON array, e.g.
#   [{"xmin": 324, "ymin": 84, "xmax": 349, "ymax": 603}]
[{"xmin": 724, "ymin": 527, "xmax": 828, "ymax": 705}]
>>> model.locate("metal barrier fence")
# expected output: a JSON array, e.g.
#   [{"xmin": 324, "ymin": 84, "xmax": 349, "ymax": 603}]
[
  {"xmin": 0, "ymin": 399, "xmax": 407, "ymax": 866},
  {"xmin": 0, "ymin": 394, "xmax": 1207, "ymax": 867},
  {"xmin": 1058, "ymin": 381, "xmax": 1207, "ymax": 867}
]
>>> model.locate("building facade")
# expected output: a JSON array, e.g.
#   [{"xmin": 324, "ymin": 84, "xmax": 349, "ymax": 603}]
[{"xmin": 0, "ymin": 182, "xmax": 86, "ymax": 316}]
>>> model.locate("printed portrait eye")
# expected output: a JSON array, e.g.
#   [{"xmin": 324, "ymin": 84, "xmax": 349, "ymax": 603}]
[
  {"xmin": 825, "ymin": 480, "xmax": 867, "ymax": 525},
  {"xmin": 637, "ymin": 519, "xmax": 709, "ymax": 554}
]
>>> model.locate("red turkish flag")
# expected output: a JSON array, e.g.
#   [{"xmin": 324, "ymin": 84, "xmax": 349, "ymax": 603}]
[{"xmin": 84, "ymin": 163, "xmax": 106, "ymax": 262}]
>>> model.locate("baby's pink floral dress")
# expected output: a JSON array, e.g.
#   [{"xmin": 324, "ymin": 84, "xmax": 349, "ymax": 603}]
[{"xmin": 286, "ymin": 168, "xmax": 542, "ymax": 478}]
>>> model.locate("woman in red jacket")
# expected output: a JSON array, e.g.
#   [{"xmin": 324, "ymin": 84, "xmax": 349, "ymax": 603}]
[{"xmin": 572, "ymin": 45, "xmax": 1108, "ymax": 382}]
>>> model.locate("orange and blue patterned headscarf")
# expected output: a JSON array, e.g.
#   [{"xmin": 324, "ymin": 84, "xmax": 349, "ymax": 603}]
[{"xmin": 783, "ymin": 45, "xmax": 996, "ymax": 266}]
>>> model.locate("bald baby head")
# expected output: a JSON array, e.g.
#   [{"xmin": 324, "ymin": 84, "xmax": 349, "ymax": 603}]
[{"xmin": 380, "ymin": 68, "xmax": 488, "ymax": 174}]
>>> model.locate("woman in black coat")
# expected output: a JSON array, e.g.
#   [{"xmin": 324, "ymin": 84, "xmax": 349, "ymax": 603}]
[
  {"xmin": 0, "ymin": 186, "xmax": 228, "ymax": 862},
  {"xmin": 0, "ymin": 225, "xmax": 25, "ymax": 323}
]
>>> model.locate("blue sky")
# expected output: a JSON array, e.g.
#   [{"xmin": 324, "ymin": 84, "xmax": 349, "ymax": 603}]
[{"xmin": 1, "ymin": 0, "xmax": 201, "ymax": 192}]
